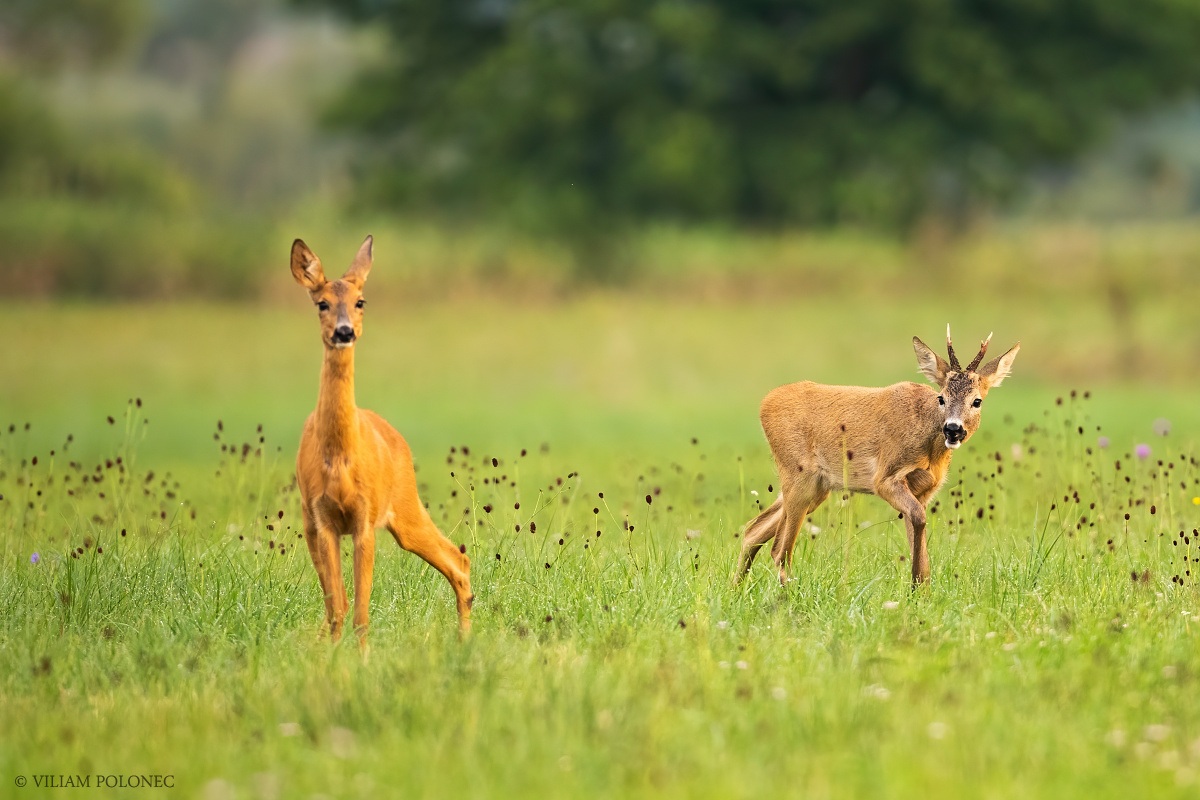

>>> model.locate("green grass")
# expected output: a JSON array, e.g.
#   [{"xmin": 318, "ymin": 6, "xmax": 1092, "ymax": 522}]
[{"xmin": 2, "ymin": 299, "xmax": 1199, "ymax": 798}]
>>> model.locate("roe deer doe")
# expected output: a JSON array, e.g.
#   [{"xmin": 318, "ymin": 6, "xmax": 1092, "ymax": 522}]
[
  {"xmin": 291, "ymin": 236, "xmax": 473, "ymax": 650},
  {"xmin": 737, "ymin": 327, "xmax": 1019, "ymax": 586}
]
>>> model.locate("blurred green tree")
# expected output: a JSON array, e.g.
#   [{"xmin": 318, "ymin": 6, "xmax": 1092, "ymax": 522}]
[
  {"xmin": 302, "ymin": 0, "xmax": 1200, "ymax": 260},
  {"xmin": 0, "ymin": 0, "xmax": 147, "ymax": 69}
]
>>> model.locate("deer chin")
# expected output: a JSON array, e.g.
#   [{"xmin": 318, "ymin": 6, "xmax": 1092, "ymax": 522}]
[{"xmin": 945, "ymin": 437, "xmax": 963, "ymax": 450}]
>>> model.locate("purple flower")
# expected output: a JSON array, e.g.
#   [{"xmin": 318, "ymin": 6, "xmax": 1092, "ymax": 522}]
[
  {"xmin": 1098, "ymin": 436, "xmax": 1110, "ymax": 449},
  {"xmin": 30, "ymin": 552, "xmax": 40, "ymax": 565},
  {"xmin": 1135, "ymin": 444, "xmax": 1151, "ymax": 460}
]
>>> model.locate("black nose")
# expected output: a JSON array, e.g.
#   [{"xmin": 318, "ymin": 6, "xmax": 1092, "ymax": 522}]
[
  {"xmin": 333, "ymin": 325, "xmax": 355, "ymax": 343},
  {"xmin": 944, "ymin": 422, "xmax": 964, "ymax": 440}
]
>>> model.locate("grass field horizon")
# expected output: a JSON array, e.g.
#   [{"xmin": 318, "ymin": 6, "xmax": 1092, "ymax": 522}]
[{"xmin": 3, "ymin": 293, "xmax": 1199, "ymax": 798}]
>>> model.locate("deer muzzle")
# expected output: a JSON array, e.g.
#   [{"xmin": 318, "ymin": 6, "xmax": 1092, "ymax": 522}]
[
  {"xmin": 943, "ymin": 420, "xmax": 965, "ymax": 449},
  {"xmin": 332, "ymin": 323, "xmax": 356, "ymax": 347}
]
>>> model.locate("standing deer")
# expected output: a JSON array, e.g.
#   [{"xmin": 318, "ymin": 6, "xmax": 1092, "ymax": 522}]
[
  {"xmin": 737, "ymin": 327, "xmax": 1019, "ymax": 586},
  {"xmin": 291, "ymin": 235, "xmax": 473, "ymax": 649}
]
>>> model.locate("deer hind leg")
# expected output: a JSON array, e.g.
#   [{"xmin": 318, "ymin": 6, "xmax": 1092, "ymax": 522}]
[
  {"xmin": 877, "ymin": 476, "xmax": 930, "ymax": 585},
  {"xmin": 351, "ymin": 524, "xmax": 376, "ymax": 654},
  {"xmin": 771, "ymin": 482, "xmax": 829, "ymax": 585},
  {"xmin": 386, "ymin": 512, "xmax": 474, "ymax": 636},
  {"xmin": 304, "ymin": 508, "xmax": 348, "ymax": 639},
  {"xmin": 736, "ymin": 496, "xmax": 784, "ymax": 583}
]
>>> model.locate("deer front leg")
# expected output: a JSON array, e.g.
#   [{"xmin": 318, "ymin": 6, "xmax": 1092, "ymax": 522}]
[
  {"xmin": 875, "ymin": 476, "xmax": 931, "ymax": 585},
  {"xmin": 305, "ymin": 509, "xmax": 348, "ymax": 638},
  {"xmin": 352, "ymin": 520, "xmax": 376, "ymax": 655}
]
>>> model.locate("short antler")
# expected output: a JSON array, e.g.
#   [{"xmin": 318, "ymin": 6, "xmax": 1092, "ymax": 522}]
[
  {"xmin": 966, "ymin": 332, "xmax": 993, "ymax": 372},
  {"xmin": 945, "ymin": 324, "xmax": 962, "ymax": 371}
]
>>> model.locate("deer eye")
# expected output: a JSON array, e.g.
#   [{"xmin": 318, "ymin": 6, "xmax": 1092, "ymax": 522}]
[
  {"xmin": 937, "ymin": 396, "xmax": 945, "ymax": 406},
  {"xmin": 355, "ymin": 299, "xmax": 365, "ymax": 309},
  {"xmin": 972, "ymin": 398, "xmax": 982, "ymax": 408},
  {"xmin": 316, "ymin": 301, "xmax": 330, "ymax": 312}
]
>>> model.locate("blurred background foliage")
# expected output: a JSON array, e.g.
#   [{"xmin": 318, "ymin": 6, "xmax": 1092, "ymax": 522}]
[{"xmin": 1, "ymin": 0, "xmax": 1200, "ymax": 293}]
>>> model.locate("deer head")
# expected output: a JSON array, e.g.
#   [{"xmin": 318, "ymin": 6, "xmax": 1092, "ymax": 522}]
[
  {"xmin": 912, "ymin": 325, "xmax": 1020, "ymax": 450},
  {"xmin": 291, "ymin": 236, "xmax": 374, "ymax": 350}
]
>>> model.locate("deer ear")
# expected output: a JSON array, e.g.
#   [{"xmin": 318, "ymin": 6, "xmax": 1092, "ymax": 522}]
[
  {"xmin": 913, "ymin": 336, "xmax": 950, "ymax": 384},
  {"xmin": 342, "ymin": 234, "xmax": 373, "ymax": 286},
  {"xmin": 978, "ymin": 343, "xmax": 1020, "ymax": 389},
  {"xmin": 291, "ymin": 239, "xmax": 326, "ymax": 292}
]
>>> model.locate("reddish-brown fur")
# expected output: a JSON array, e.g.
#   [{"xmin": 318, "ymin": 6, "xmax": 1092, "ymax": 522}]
[
  {"xmin": 291, "ymin": 236, "xmax": 472, "ymax": 651},
  {"xmin": 737, "ymin": 329, "xmax": 1019, "ymax": 586}
]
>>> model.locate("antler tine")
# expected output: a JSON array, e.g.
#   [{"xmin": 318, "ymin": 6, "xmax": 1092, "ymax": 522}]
[
  {"xmin": 966, "ymin": 331, "xmax": 993, "ymax": 372},
  {"xmin": 945, "ymin": 323, "xmax": 962, "ymax": 371}
]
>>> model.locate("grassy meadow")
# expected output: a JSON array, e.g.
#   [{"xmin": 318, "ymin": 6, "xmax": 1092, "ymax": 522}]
[{"xmin": 2, "ymin": 251, "xmax": 1200, "ymax": 798}]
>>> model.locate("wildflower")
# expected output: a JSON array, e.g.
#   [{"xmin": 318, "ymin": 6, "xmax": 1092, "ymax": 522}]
[
  {"xmin": 30, "ymin": 552, "xmax": 39, "ymax": 565},
  {"xmin": 1098, "ymin": 436, "xmax": 1110, "ymax": 449},
  {"xmin": 882, "ymin": 600, "xmax": 899, "ymax": 611},
  {"xmin": 927, "ymin": 722, "xmax": 948, "ymax": 740},
  {"xmin": 863, "ymin": 684, "xmax": 891, "ymax": 701},
  {"xmin": 1153, "ymin": 418, "xmax": 1172, "ymax": 436},
  {"xmin": 1145, "ymin": 724, "xmax": 1171, "ymax": 742},
  {"xmin": 1192, "ymin": 497, "xmax": 1200, "ymax": 506},
  {"xmin": 771, "ymin": 687, "xmax": 787, "ymax": 701},
  {"xmin": 1135, "ymin": 444, "xmax": 1151, "ymax": 460}
]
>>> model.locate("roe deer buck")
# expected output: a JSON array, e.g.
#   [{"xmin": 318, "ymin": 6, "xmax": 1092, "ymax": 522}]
[
  {"xmin": 291, "ymin": 235, "xmax": 473, "ymax": 649},
  {"xmin": 736, "ymin": 327, "xmax": 1019, "ymax": 586}
]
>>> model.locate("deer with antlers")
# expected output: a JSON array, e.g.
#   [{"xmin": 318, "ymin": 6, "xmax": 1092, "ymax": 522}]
[
  {"xmin": 737, "ymin": 327, "xmax": 1019, "ymax": 586},
  {"xmin": 291, "ymin": 236, "xmax": 473, "ymax": 650}
]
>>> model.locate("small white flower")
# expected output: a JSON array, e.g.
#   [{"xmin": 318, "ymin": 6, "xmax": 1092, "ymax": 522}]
[
  {"xmin": 716, "ymin": 620, "xmax": 729, "ymax": 630},
  {"xmin": 862, "ymin": 684, "xmax": 891, "ymax": 701},
  {"xmin": 808, "ymin": 524, "xmax": 821, "ymax": 534},
  {"xmin": 927, "ymin": 722, "xmax": 948, "ymax": 740},
  {"xmin": 1145, "ymin": 724, "xmax": 1171, "ymax": 742},
  {"xmin": 750, "ymin": 490, "xmax": 759, "ymax": 497},
  {"xmin": 685, "ymin": 529, "xmax": 702, "ymax": 540},
  {"xmin": 882, "ymin": 601, "xmax": 899, "ymax": 611},
  {"xmin": 735, "ymin": 660, "xmax": 749, "ymax": 670},
  {"xmin": 1002, "ymin": 642, "xmax": 1017, "ymax": 651},
  {"xmin": 329, "ymin": 726, "xmax": 357, "ymax": 759},
  {"xmin": 771, "ymin": 687, "xmax": 787, "ymax": 701},
  {"xmin": 985, "ymin": 631, "xmax": 996, "ymax": 639}
]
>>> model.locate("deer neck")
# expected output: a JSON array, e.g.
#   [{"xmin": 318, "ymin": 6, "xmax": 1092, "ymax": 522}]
[{"xmin": 316, "ymin": 346, "xmax": 360, "ymax": 463}]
